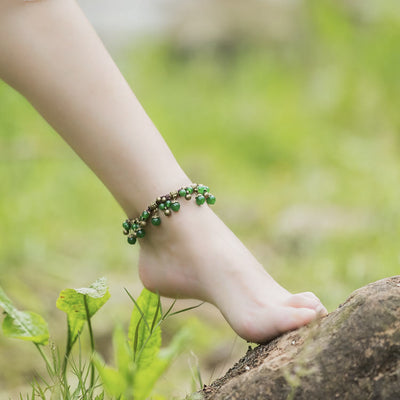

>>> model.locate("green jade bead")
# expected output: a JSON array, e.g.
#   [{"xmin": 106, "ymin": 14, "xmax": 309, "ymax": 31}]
[
  {"xmin": 136, "ymin": 229, "xmax": 145, "ymax": 238},
  {"xmin": 158, "ymin": 203, "xmax": 166, "ymax": 211},
  {"xmin": 178, "ymin": 189, "xmax": 186, "ymax": 197},
  {"xmin": 132, "ymin": 223, "xmax": 139, "ymax": 230},
  {"xmin": 186, "ymin": 187, "xmax": 194, "ymax": 194},
  {"xmin": 197, "ymin": 185, "xmax": 209, "ymax": 194},
  {"xmin": 127, "ymin": 236, "xmax": 136, "ymax": 245},
  {"xmin": 122, "ymin": 221, "xmax": 131, "ymax": 230},
  {"xmin": 141, "ymin": 210, "xmax": 150, "ymax": 220},
  {"xmin": 165, "ymin": 200, "xmax": 172, "ymax": 208},
  {"xmin": 196, "ymin": 195, "xmax": 206, "ymax": 205},
  {"xmin": 171, "ymin": 202, "xmax": 180, "ymax": 212},
  {"xmin": 151, "ymin": 217, "xmax": 161, "ymax": 226},
  {"xmin": 206, "ymin": 195, "xmax": 216, "ymax": 205}
]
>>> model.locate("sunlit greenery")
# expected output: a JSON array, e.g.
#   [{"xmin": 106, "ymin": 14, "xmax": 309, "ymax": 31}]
[{"xmin": 1, "ymin": 0, "xmax": 399, "ymax": 397}]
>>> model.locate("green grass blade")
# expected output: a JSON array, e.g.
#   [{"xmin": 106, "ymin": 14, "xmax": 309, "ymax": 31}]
[
  {"xmin": 161, "ymin": 299, "xmax": 177, "ymax": 320},
  {"xmin": 124, "ymin": 288, "xmax": 150, "ymax": 332},
  {"xmin": 168, "ymin": 302, "xmax": 204, "ymax": 317}
]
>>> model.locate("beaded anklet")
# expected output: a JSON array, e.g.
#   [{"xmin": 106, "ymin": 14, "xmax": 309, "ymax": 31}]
[{"xmin": 122, "ymin": 183, "xmax": 216, "ymax": 245}]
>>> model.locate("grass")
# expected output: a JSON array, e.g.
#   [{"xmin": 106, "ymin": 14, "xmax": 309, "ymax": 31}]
[{"xmin": 1, "ymin": 0, "xmax": 400, "ymax": 397}]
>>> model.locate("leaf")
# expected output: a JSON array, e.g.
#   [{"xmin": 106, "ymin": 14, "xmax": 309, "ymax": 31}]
[
  {"xmin": 133, "ymin": 327, "xmax": 191, "ymax": 400},
  {"xmin": 56, "ymin": 277, "xmax": 110, "ymax": 348},
  {"xmin": 0, "ymin": 285, "xmax": 49, "ymax": 345},
  {"xmin": 113, "ymin": 325, "xmax": 134, "ymax": 384},
  {"xmin": 127, "ymin": 288, "xmax": 162, "ymax": 370},
  {"xmin": 93, "ymin": 353, "xmax": 127, "ymax": 398}
]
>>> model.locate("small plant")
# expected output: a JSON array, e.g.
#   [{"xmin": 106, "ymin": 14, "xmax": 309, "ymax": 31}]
[{"xmin": 0, "ymin": 278, "xmax": 200, "ymax": 399}]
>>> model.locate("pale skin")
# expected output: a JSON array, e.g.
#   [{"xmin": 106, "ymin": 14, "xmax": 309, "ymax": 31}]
[{"xmin": 0, "ymin": 0, "xmax": 327, "ymax": 343}]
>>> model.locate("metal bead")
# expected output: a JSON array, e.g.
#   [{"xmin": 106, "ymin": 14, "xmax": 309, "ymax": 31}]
[
  {"xmin": 149, "ymin": 202, "xmax": 157, "ymax": 211},
  {"xmin": 185, "ymin": 193, "xmax": 192, "ymax": 200},
  {"xmin": 140, "ymin": 220, "xmax": 147, "ymax": 227},
  {"xmin": 204, "ymin": 192, "xmax": 210, "ymax": 198},
  {"xmin": 131, "ymin": 231, "xmax": 137, "ymax": 238},
  {"xmin": 191, "ymin": 183, "xmax": 198, "ymax": 188},
  {"xmin": 164, "ymin": 209, "xmax": 172, "ymax": 216},
  {"xmin": 123, "ymin": 229, "xmax": 129, "ymax": 235},
  {"xmin": 161, "ymin": 196, "xmax": 167, "ymax": 202},
  {"xmin": 156, "ymin": 197, "xmax": 162, "ymax": 204}
]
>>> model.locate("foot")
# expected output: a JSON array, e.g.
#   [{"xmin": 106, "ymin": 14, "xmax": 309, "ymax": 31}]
[{"xmin": 138, "ymin": 201, "xmax": 327, "ymax": 343}]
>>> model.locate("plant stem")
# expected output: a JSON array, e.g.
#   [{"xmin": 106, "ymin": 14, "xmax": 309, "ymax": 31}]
[
  {"xmin": 83, "ymin": 294, "xmax": 95, "ymax": 388},
  {"xmin": 62, "ymin": 318, "xmax": 72, "ymax": 385},
  {"xmin": 35, "ymin": 344, "xmax": 54, "ymax": 376}
]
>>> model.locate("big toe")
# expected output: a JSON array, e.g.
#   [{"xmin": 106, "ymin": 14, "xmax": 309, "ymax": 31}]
[
  {"xmin": 277, "ymin": 306, "xmax": 318, "ymax": 333},
  {"xmin": 235, "ymin": 306, "xmax": 318, "ymax": 343}
]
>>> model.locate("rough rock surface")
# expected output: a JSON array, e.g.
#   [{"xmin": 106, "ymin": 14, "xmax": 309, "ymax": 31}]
[{"xmin": 201, "ymin": 276, "xmax": 400, "ymax": 400}]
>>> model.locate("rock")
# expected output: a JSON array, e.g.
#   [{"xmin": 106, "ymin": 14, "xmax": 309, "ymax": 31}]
[{"xmin": 201, "ymin": 276, "xmax": 400, "ymax": 400}]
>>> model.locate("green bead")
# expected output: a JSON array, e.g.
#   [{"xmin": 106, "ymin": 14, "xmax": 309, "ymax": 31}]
[
  {"xmin": 197, "ymin": 185, "xmax": 206, "ymax": 194},
  {"xmin": 179, "ymin": 189, "xmax": 186, "ymax": 197},
  {"xmin": 127, "ymin": 236, "xmax": 136, "ymax": 245},
  {"xmin": 141, "ymin": 210, "xmax": 150, "ymax": 220},
  {"xmin": 196, "ymin": 195, "xmax": 206, "ymax": 205},
  {"xmin": 122, "ymin": 221, "xmax": 131, "ymax": 230},
  {"xmin": 186, "ymin": 187, "xmax": 194, "ymax": 194},
  {"xmin": 165, "ymin": 200, "xmax": 171, "ymax": 208},
  {"xmin": 159, "ymin": 203, "xmax": 166, "ymax": 211},
  {"xmin": 136, "ymin": 229, "xmax": 145, "ymax": 238},
  {"xmin": 132, "ymin": 223, "xmax": 139, "ymax": 230},
  {"xmin": 206, "ymin": 195, "xmax": 216, "ymax": 205},
  {"xmin": 151, "ymin": 217, "xmax": 161, "ymax": 226},
  {"xmin": 171, "ymin": 202, "xmax": 180, "ymax": 212}
]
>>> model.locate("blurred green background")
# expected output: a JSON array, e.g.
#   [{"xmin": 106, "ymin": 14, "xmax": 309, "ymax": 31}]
[{"xmin": 1, "ymin": 0, "xmax": 400, "ymax": 398}]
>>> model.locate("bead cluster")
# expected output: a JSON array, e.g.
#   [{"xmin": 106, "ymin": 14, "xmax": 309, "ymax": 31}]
[{"xmin": 122, "ymin": 183, "xmax": 216, "ymax": 245}]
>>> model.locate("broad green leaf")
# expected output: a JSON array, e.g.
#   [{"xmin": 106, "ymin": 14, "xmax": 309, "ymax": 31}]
[
  {"xmin": 93, "ymin": 354, "xmax": 127, "ymax": 398},
  {"xmin": 56, "ymin": 278, "xmax": 110, "ymax": 347},
  {"xmin": 0, "ymin": 285, "xmax": 49, "ymax": 345},
  {"xmin": 127, "ymin": 289, "xmax": 162, "ymax": 369},
  {"xmin": 133, "ymin": 327, "xmax": 191, "ymax": 400},
  {"xmin": 113, "ymin": 325, "xmax": 134, "ymax": 382}
]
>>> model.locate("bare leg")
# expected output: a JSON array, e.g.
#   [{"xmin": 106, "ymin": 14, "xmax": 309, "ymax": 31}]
[{"xmin": 0, "ymin": 0, "xmax": 326, "ymax": 342}]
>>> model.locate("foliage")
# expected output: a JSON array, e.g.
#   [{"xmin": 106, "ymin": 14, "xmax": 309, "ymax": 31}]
[
  {"xmin": 0, "ymin": 279, "xmax": 193, "ymax": 399},
  {"xmin": 0, "ymin": 286, "xmax": 49, "ymax": 345}
]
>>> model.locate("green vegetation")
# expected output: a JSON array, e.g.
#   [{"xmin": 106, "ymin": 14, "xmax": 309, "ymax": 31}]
[
  {"xmin": 1, "ymin": 0, "xmax": 399, "ymax": 397},
  {"xmin": 0, "ymin": 279, "xmax": 192, "ymax": 399}
]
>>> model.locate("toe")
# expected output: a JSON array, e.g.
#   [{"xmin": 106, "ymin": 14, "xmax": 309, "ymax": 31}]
[
  {"xmin": 276, "ymin": 306, "xmax": 317, "ymax": 334},
  {"xmin": 299, "ymin": 291, "xmax": 319, "ymax": 301},
  {"xmin": 285, "ymin": 293, "xmax": 328, "ymax": 316},
  {"xmin": 233, "ymin": 305, "xmax": 317, "ymax": 343},
  {"xmin": 285, "ymin": 293, "xmax": 320, "ymax": 309}
]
